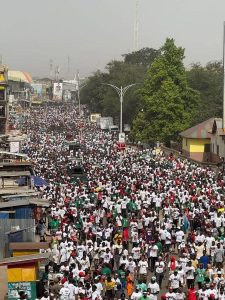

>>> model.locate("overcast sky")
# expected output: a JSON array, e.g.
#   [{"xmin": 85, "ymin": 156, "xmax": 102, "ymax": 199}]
[{"xmin": 1, "ymin": 0, "xmax": 225, "ymax": 78}]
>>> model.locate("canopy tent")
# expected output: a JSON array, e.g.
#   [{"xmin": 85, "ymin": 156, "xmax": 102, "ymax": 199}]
[
  {"xmin": 8, "ymin": 70, "xmax": 33, "ymax": 84},
  {"xmin": 17, "ymin": 176, "xmax": 49, "ymax": 187}
]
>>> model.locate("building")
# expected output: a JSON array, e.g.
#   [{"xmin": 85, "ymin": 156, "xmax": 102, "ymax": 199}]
[
  {"xmin": 0, "ymin": 65, "xmax": 8, "ymax": 136},
  {"xmin": 210, "ymin": 118, "xmax": 225, "ymax": 162},
  {"xmin": 179, "ymin": 118, "xmax": 215, "ymax": 162},
  {"xmin": 8, "ymin": 70, "xmax": 33, "ymax": 107}
]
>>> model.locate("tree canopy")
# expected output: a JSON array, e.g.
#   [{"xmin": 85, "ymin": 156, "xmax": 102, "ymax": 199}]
[
  {"xmin": 186, "ymin": 61, "xmax": 223, "ymax": 124},
  {"xmin": 132, "ymin": 38, "xmax": 200, "ymax": 144},
  {"xmin": 81, "ymin": 40, "xmax": 223, "ymax": 144},
  {"xmin": 80, "ymin": 48, "xmax": 160, "ymax": 124}
]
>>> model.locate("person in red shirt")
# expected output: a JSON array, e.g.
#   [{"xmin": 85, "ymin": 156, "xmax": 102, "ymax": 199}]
[{"xmin": 187, "ymin": 284, "xmax": 197, "ymax": 300}]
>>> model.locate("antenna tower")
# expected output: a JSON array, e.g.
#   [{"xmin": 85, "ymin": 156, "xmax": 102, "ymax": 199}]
[
  {"xmin": 134, "ymin": 0, "xmax": 140, "ymax": 51},
  {"xmin": 67, "ymin": 56, "xmax": 70, "ymax": 78},
  {"xmin": 49, "ymin": 59, "xmax": 53, "ymax": 79}
]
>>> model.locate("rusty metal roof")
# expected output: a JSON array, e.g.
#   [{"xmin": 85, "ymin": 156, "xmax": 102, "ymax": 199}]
[
  {"xmin": 179, "ymin": 118, "xmax": 215, "ymax": 139},
  {"xmin": 0, "ymin": 252, "xmax": 50, "ymax": 266}
]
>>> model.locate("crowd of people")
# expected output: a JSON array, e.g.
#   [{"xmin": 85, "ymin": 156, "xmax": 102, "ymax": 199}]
[{"xmin": 15, "ymin": 104, "xmax": 225, "ymax": 299}]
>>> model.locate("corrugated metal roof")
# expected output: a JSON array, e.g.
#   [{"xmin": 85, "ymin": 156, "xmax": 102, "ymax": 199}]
[
  {"xmin": 0, "ymin": 199, "xmax": 49, "ymax": 208},
  {"xmin": 0, "ymin": 171, "xmax": 31, "ymax": 177},
  {"xmin": 9, "ymin": 242, "xmax": 49, "ymax": 250},
  {"xmin": 8, "ymin": 70, "xmax": 33, "ymax": 84},
  {"xmin": 0, "ymin": 200, "xmax": 29, "ymax": 208},
  {"xmin": 0, "ymin": 252, "xmax": 50, "ymax": 265},
  {"xmin": 180, "ymin": 118, "xmax": 215, "ymax": 139}
]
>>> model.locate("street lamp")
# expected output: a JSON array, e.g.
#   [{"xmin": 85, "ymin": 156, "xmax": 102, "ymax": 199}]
[
  {"xmin": 103, "ymin": 83, "xmax": 137, "ymax": 133},
  {"xmin": 76, "ymin": 72, "xmax": 86, "ymax": 115}
]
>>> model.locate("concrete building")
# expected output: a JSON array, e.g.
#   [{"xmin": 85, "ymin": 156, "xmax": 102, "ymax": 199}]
[
  {"xmin": 210, "ymin": 118, "xmax": 225, "ymax": 162},
  {"xmin": 180, "ymin": 118, "xmax": 214, "ymax": 162}
]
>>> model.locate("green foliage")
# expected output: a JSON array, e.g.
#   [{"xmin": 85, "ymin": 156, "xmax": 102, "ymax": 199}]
[
  {"xmin": 122, "ymin": 48, "xmax": 160, "ymax": 67},
  {"xmin": 132, "ymin": 38, "xmax": 200, "ymax": 144},
  {"xmin": 80, "ymin": 48, "xmax": 160, "ymax": 124},
  {"xmin": 186, "ymin": 61, "xmax": 223, "ymax": 124}
]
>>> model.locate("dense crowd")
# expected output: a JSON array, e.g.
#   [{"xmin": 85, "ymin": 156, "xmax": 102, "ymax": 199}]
[{"xmin": 15, "ymin": 105, "xmax": 225, "ymax": 299}]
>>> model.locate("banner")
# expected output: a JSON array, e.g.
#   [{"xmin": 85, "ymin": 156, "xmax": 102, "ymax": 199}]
[
  {"xmin": 8, "ymin": 281, "xmax": 36, "ymax": 299},
  {"xmin": 53, "ymin": 83, "xmax": 63, "ymax": 101}
]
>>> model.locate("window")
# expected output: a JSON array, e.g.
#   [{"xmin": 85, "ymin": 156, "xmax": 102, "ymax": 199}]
[{"xmin": 204, "ymin": 144, "xmax": 210, "ymax": 153}]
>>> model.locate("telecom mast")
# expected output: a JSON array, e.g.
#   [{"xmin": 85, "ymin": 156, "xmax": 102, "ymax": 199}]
[
  {"xmin": 49, "ymin": 59, "xmax": 53, "ymax": 79},
  {"xmin": 67, "ymin": 56, "xmax": 70, "ymax": 78},
  {"xmin": 134, "ymin": 0, "xmax": 140, "ymax": 51}
]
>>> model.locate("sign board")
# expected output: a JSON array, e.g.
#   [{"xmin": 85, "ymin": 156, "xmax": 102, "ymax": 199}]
[
  {"xmin": 90, "ymin": 113, "xmax": 101, "ymax": 123},
  {"xmin": 10, "ymin": 141, "xmax": 20, "ymax": 153},
  {"xmin": 53, "ymin": 83, "xmax": 63, "ymax": 101},
  {"xmin": 118, "ymin": 133, "xmax": 126, "ymax": 143},
  {"xmin": 0, "ymin": 74, "xmax": 5, "ymax": 82},
  {"xmin": 31, "ymin": 83, "xmax": 42, "ymax": 97},
  {"xmin": 8, "ymin": 281, "xmax": 36, "ymax": 300}
]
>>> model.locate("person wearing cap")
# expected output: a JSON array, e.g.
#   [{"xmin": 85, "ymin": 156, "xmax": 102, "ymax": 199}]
[
  {"xmin": 168, "ymin": 269, "xmax": 181, "ymax": 293},
  {"xmin": 130, "ymin": 286, "xmax": 142, "ymax": 300},
  {"xmin": 139, "ymin": 291, "xmax": 150, "ymax": 300},
  {"xmin": 147, "ymin": 276, "xmax": 159, "ymax": 300}
]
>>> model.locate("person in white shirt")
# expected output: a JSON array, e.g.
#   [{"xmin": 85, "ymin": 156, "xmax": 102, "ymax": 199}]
[
  {"xmin": 155, "ymin": 257, "xmax": 165, "ymax": 288},
  {"xmin": 148, "ymin": 276, "xmax": 159, "ymax": 300},
  {"xmin": 126, "ymin": 257, "xmax": 136, "ymax": 277},
  {"xmin": 148, "ymin": 243, "xmax": 158, "ymax": 272},
  {"xmin": 168, "ymin": 270, "xmax": 181, "ymax": 291},
  {"xmin": 132, "ymin": 244, "xmax": 141, "ymax": 262},
  {"xmin": 186, "ymin": 260, "xmax": 195, "ymax": 288},
  {"xmin": 175, "ymin": 228, "xmax": 184, "ymax": 245},
  {"xmin": 130, "ymin": 287, "xmax": 142, "ymax": 300},
  {"xmin": 92, "ymin": 285, "xmax": 102, "ymax": 300},
  {"xmin": 59, "ymin": 282, "xmax": 71, "ymax": 300},
  {"xmin": 165, "ymin": 287, "xmax": 177, "ymax": 300},
  {"xmin": 138, "ymin": 256, "xmax": 148, "ymax": 281}
]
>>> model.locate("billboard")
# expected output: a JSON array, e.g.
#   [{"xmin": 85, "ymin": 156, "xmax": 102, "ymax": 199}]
[
  {"xmin": 53, "ymin": 83, "xmax": 63, "ymax": 101},
  {"xmin": 31, "ymin": 83, "xmax": 42, "ymax": 97}
]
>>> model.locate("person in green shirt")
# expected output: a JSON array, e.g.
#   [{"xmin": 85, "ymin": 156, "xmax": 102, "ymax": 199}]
[
  {"xmin": 101, "ymin": 263, "xmax": 112, "ymax": 276},
  {"xmin": 118, "ymin": 266, "xmax": 126, "ymax": 290},
  {"xmin": 122, "ymin": 216, "xmax": 129, "ymax": 228},
  {"xmin": 137, "ymin": 280, "xmax": 147, "ymax": 293},
  {"xmin": 49, "ymin": 217, "xmax": 59, "ymax": 233},
  {"xmin": 195, "ymin": 264, "xmax": 206, "ymax": 288},
  {"xmin": 128, "ymin": 199, "xmax": 138, "ymax": 212}
]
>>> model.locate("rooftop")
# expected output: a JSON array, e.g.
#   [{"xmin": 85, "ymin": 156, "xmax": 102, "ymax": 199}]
[{"xmin": 179, "ymin": 118, "xmax": 217, "ymax": 139}]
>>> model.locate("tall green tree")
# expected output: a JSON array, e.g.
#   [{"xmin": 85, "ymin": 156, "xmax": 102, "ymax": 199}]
[
  {"xmin": 122, "ymin": 48, "xmax": 160, "ymax": 67},
  {"xmin": 186, "ymin": 61, "xmax": 223, "ymax": 124},
  {"xmin": 132, "ymin": 38, "xmax": 200, "ymax": 144}
]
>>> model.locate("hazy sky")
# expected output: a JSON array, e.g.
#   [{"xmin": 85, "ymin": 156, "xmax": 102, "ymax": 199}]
[{"xmin": 1, "ymin": 0, "xmax": 225, "ymax": 78}]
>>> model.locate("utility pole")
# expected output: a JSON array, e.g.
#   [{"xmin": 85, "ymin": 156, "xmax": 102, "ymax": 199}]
[
  {"xmin": 223, "ymin": 21, "xmax": 225, "ymax": 130},
  {"xmin": 134, "ymin": 0, "xmax": 140, "ymax": 51},
  {"xmin": 104, "ymin": 83, "xmax": 137, "ymax": 133},
  {"xmin": 49, "ymin": 59, "xmax": 53, "ymax": 79},
  {"xmin": 55, "ymin": 66, "xmax": 60, "ymax": 82},
  {"xmin": 76, "ymin": 71, "xmax": 81, "ymax": 114},
  {"xmin": 67, "ymin": 56, "xmax": 70, "ymax": 78}
]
